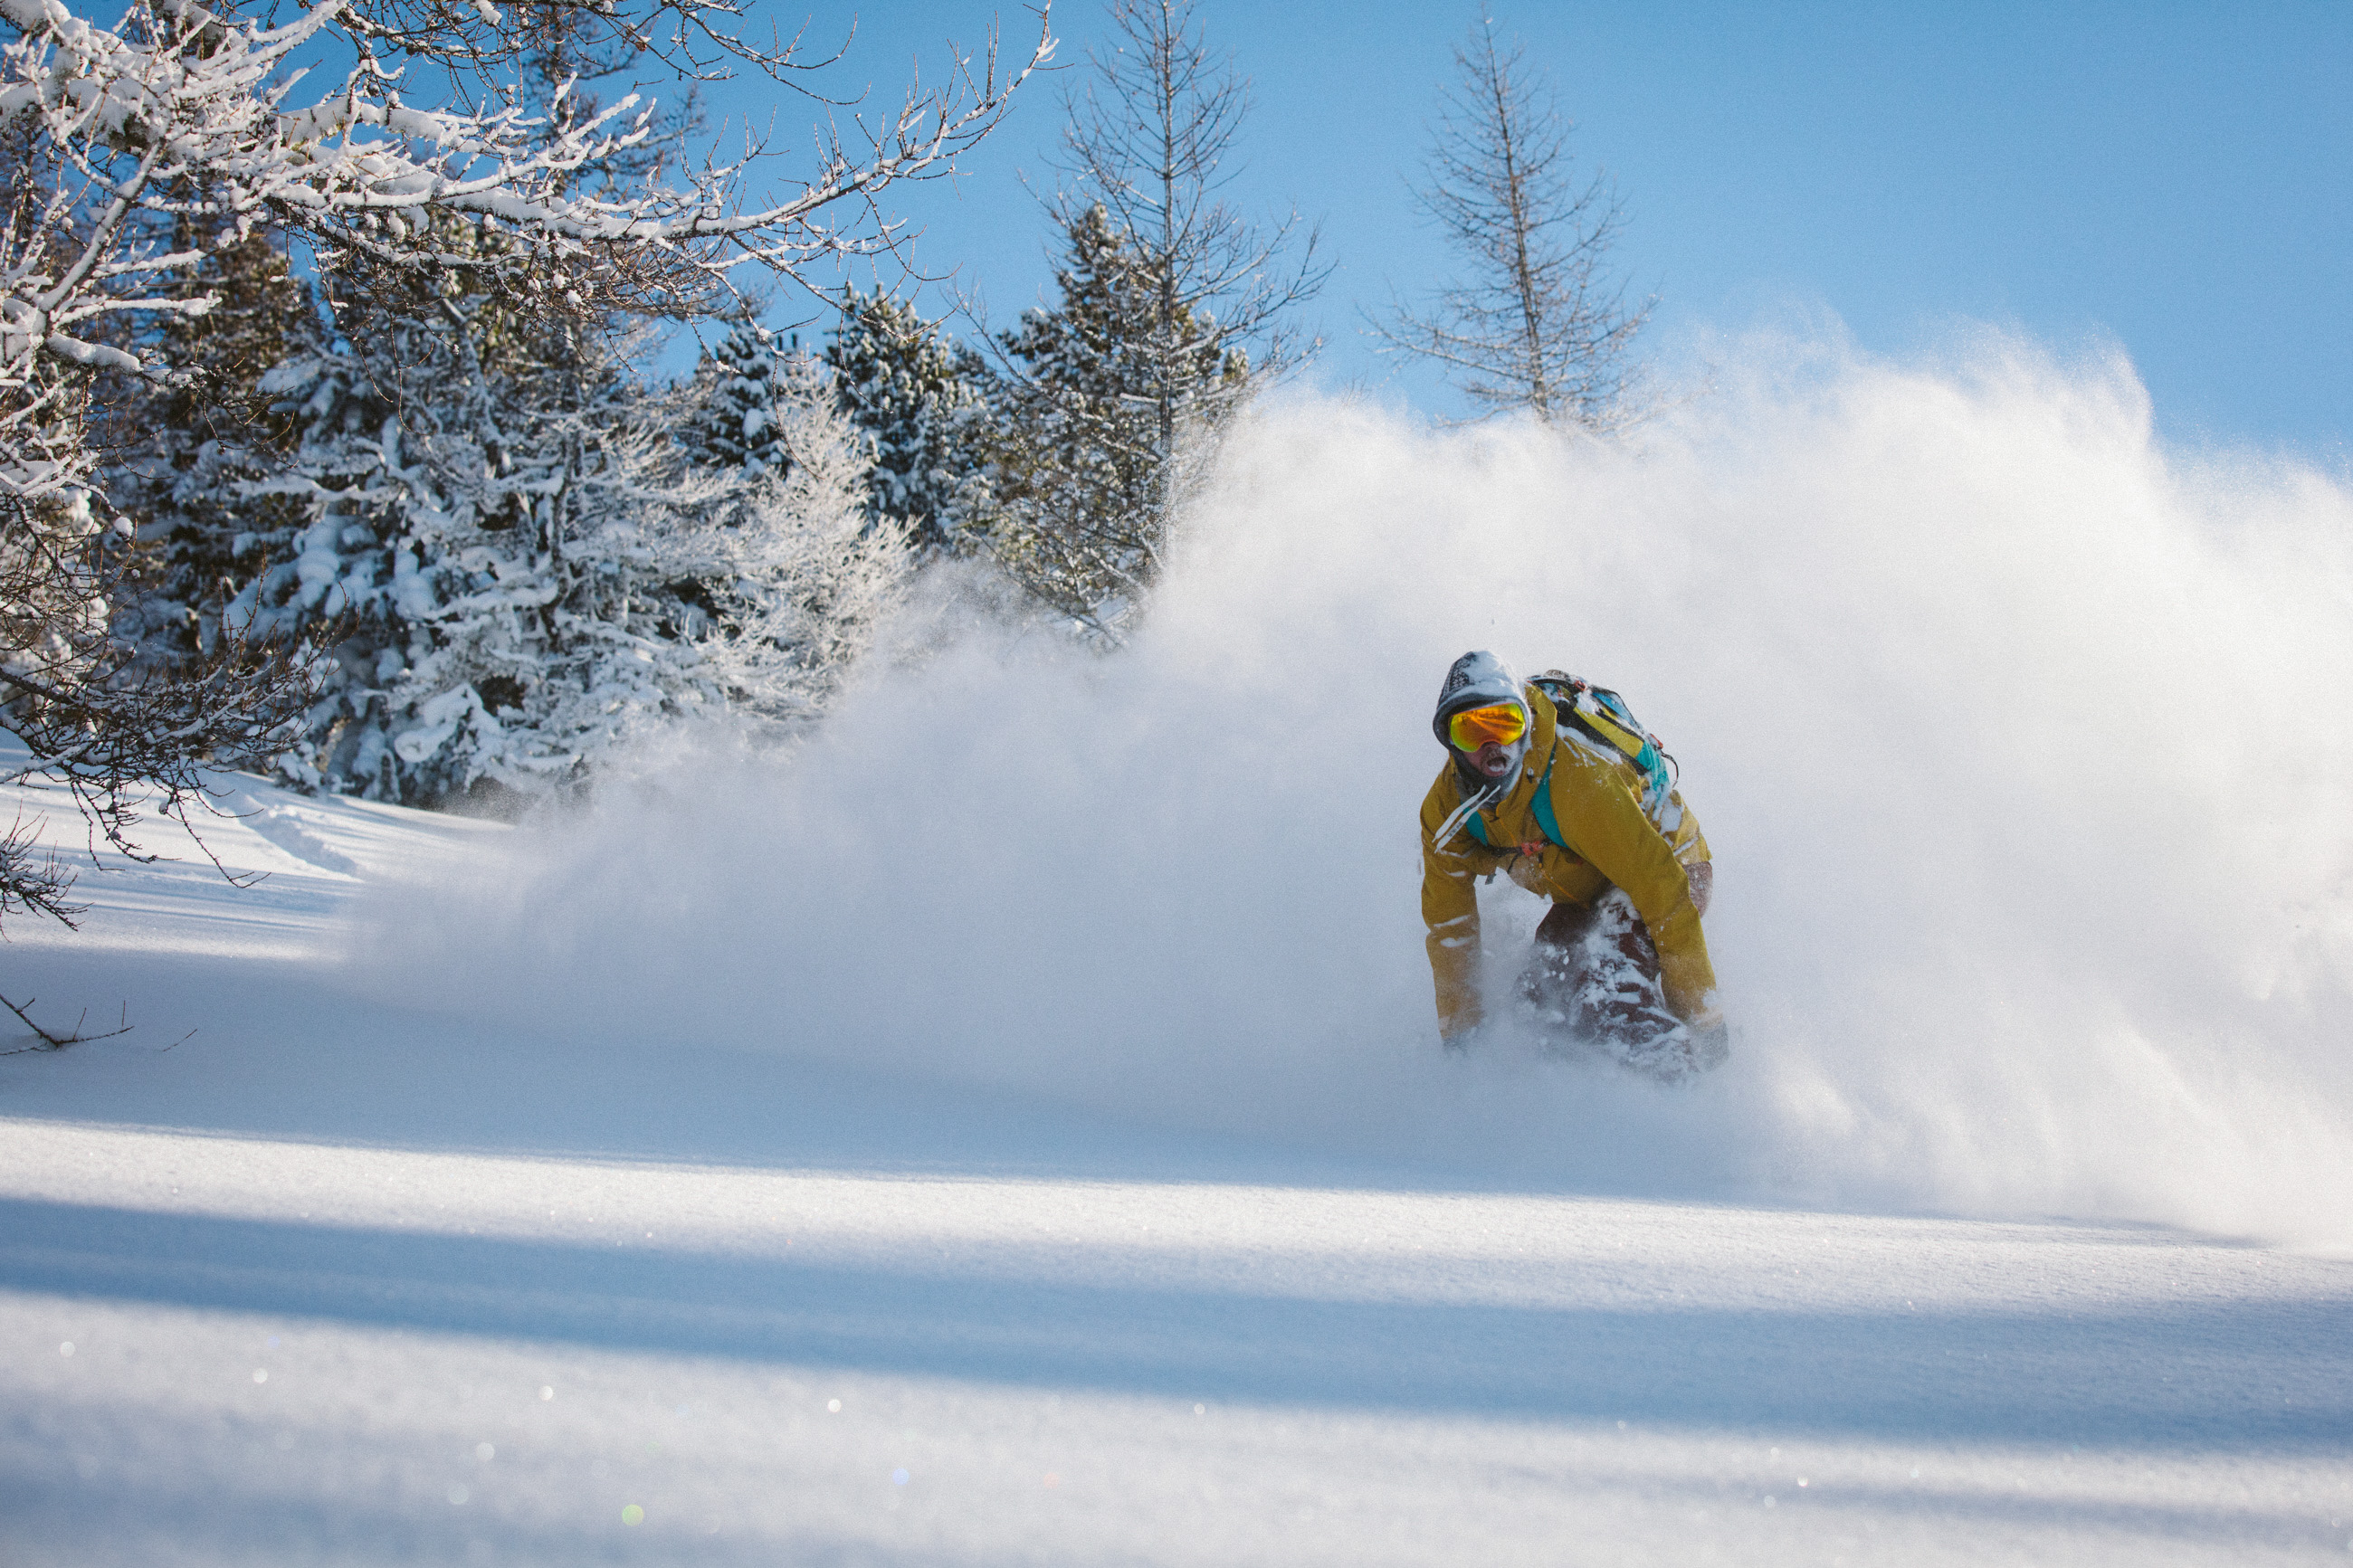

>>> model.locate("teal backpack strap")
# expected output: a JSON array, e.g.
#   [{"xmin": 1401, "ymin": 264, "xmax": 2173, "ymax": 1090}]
[{"xmin": 1529, "ymin": 750, "xmax": 1563, "ymax": 848}]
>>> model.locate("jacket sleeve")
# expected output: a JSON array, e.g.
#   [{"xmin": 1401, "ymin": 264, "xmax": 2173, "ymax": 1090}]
[
  {"xmin": 1420, "ymin": 780, "xmax": 1503, "ymax": 1040},
  {"xmin": 1547, "ymin": 746, "xmax": 1721, "ymax": 1025}
]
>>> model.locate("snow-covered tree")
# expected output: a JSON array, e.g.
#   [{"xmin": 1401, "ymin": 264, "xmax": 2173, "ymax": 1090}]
[
  {"xmin": 825, "ymin": 289, "xmax": 991, "ymax": 555},
  {"xmin": 692, "ymin": 352, "xmax": 913, "ymax": 727},
  {"xmin": 983, "ymin": 204, "xmax": 1245, "ymax": 636},
  {"xmin": 1, "ymin": 109, "xmax": 310, "ymax": 926},
  {"xmin": 681, "ymin": 320, "xmax": 793, "ymax": 477},
  {"xmin": 111, "ymin": 226, "xmax": 325, "ymax": 675},
  {"xmin": 240, "ymin": 260, "xmax": 903, "ymax": 807},
  {"xmin": 1045, "ymin": 0, "xmax": 1321, "ymax": 432},
  {"xmin": 0, "ymin": 0, "xmax": 1047, "ymax": 922}
]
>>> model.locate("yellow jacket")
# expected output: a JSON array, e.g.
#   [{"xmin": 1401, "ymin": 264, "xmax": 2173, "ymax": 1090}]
[{"xmin": 1419, "ymin": 683, "xmax": 1716, "ymax": 1039}]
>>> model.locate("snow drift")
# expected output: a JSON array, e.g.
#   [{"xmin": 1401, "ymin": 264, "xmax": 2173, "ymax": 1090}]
[{"xmin": 358, "ymin": 326, "xmax": 2353, "ymax": 1249}]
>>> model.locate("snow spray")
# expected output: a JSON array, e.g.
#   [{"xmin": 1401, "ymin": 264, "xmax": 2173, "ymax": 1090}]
[{"xmin": 359, "ymin": 325, "xmax": 2353, "ymax": 1249}]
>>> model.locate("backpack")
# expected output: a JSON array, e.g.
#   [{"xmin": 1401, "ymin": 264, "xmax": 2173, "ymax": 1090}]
[{"xmin": 1529, "ymin": 670, "xmax": 1681, "ymax": 831}]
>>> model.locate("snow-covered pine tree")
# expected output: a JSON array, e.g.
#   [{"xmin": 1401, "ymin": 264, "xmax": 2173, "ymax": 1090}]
[
  {"xmin": 233, "ymin": 247, "xmax": 595, "ymax": 803},
  {"xmin": 825, "ymin": 290, "xmax": 992, "ymax": 554},
  {"xmin": 985, "ymin": 204, "xmax": 1244, "ymax": 636},
  {"xmin": 680, "ymin": 320, "xmax": 794, "ymax": 477},
  {"xmin": 692, "ymin": 350, "xmax": 914, "ymax": 727}
]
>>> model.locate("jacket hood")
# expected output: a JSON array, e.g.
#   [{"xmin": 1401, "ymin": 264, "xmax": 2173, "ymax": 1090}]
[
  {"xmin": 1432, "ymin": 650, "xmax": 1526, "ymax": 747},
  {"xmin": 1430, "ymin": 651, "xmax": 1536, "ymax": 845}
]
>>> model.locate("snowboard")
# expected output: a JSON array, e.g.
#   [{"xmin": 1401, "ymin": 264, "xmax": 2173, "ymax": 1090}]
[{"xmin": 1516, "ymin": 889, "xmax": 1728, "ymax": 1083}]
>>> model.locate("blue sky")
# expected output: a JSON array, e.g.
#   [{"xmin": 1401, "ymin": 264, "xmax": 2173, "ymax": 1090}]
[{"xmin": 694, "ymin": 1, "xmax": 2349, "ymax": 456}]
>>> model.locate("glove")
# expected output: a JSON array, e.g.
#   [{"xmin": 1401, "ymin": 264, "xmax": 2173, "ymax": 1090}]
[{"xmin": 1687, "ymin": 1014, "xmax": 1730, "ymax": 1072}]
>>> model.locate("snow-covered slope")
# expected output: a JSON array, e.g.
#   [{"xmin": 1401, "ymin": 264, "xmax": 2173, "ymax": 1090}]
[
  {"xmin": 5, "ymin": 729, "xmax": 2350, "ymax": 1566},
  {"xmin": 5, "ymin": 345, "xmax": 2352, "ymax": 1563}
]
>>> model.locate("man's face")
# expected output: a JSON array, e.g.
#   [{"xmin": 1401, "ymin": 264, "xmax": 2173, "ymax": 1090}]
[{"xmin": 1465, "ymin": 739, "xmax": 1518, "ymax": 780}]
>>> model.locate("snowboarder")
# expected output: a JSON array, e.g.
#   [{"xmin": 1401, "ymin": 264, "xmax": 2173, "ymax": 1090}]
[{"xmin": 1419, "ymin": 651, "xmax": 1728, "ymax": 1078}]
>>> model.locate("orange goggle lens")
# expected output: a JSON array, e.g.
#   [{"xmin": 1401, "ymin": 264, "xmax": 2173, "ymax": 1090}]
[{"xmin": 1447, "ymin": 701, "xmax": 1528, "ymax": 751}]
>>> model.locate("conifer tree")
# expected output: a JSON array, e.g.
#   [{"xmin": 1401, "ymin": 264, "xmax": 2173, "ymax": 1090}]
[
  {"xmin": 983, "ymin": 0, "xmax": 1322, "ymax": 638},
  {"xmin": 0, "ymin": 0, "xmax": 1044, "ymax": 924},
  {"xmin": 1372, "ymin": 4, "xmax": 1652, "ymax": 430},
  {"xmin": 825, "ymin": 290, "xmax": 991, "ymax": 554},
  {"xmin": 113, "ymin": 225, "xmax": 326, "ymax": 675},
  {"xmin": 681, "ymin": 321, "xmax": 795, "ymax": 476},
  {"xmin": 233, "ymin": 240, "xmax": 600, "ymax": 803},
  {"xmin": 242, "ymin": 245, "xmax": 903, "ymax": 807},
  {"xmin": 696, "ymin": 352, "xmax": 914, "ymax": 727},
  {"xmin": 984, "ymin": 206, "xmax": 1243, "ymax": 632}
]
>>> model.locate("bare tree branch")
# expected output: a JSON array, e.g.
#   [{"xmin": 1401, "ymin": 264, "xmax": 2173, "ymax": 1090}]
[
  {"xmin": 1044, "ymin": 0, "xmax": 1324, "ymax": 435},
  {"xmin": 0, "ymin": 991, "xmax": 134, "ymax": 1050}
]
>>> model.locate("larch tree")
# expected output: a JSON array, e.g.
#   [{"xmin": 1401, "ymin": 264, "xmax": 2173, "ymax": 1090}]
[{"xmin": 1374, "ymin": 4, "xmax": 1652, "ymax": 432}]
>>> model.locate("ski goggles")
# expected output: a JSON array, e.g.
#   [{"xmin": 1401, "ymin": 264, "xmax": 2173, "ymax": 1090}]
[{"xmin": 1446, "ymin": 701, "xmax": 1528, "ymax": 752}]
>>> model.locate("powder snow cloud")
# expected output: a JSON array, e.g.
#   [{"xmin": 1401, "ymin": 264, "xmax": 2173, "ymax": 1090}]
[{"xmin": 357, "ymin": 324, "xmax": 2353, "ymax": 1250}]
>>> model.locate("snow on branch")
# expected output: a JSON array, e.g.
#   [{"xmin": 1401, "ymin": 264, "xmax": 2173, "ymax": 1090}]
[{"xmin": 3, "ymin": 0, "xmax": 1054, "ymax": 455}]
